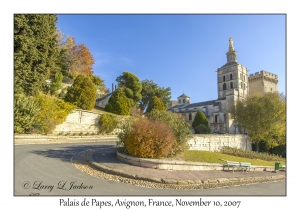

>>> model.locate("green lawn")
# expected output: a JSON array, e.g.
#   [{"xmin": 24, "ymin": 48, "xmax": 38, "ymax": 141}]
[{"xmin": 183, "ymin": 150, "xmax": 286, "ymax": 166}]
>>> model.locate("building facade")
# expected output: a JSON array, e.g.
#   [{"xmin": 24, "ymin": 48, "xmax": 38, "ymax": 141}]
[{"xmin": 168, "ymin": 38, "xmax": 278, "ymax": 134}]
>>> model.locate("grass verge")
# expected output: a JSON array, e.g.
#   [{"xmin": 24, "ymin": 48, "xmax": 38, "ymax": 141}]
[{"xmin": 183, "ymin": 150, "xmax": 286, "ymax": 166}]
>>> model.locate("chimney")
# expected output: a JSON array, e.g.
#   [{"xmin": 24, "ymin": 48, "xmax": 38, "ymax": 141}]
[{"xmin": 112, "ymin": 83, "xmax": 114, "ymax": 92}]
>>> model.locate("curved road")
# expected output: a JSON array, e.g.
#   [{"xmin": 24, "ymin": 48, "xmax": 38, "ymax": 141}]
[{"xmin": 14, "ymin": 141, "xmax": 286, "ymax": 196}]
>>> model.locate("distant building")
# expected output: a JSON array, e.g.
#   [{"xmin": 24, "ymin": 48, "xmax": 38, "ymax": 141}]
[
  {"xmin": 95, "ymin": 83, "xmax": 117, "ymax": 109},
  {"xmin": 168, "ymin": 38, "xmax": 279, "ymax": 134}
]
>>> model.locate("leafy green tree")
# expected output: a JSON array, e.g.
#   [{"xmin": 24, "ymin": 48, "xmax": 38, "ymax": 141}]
[
  {"xmin": 99, "ymin": 114, "xmax": 118, "ymax": 134},
  {"xmin": 139, "ymin": 79, "xmax": 171, "ymax": 112},
  {"xmin": 116, "ymin": 72, "xmax": 142, "ymax": 106},
  {"xmin": 14, "ymin": 14, "xmax": 60, "ymax": 96},
  {"xmin": 50, "ymin": 71, "xmax": 63, "ymax": 95},
  {"xmin": 192, "ymin": 110, "xmax": 209, "ymax": 129},
  {"xmin": 146, "ymin": 96, "xmax": 165, "ymax": 113},
  {"xmin": 64, "ymin": 75, "xmax": 97, "ymax": 110},
  {"xmin": 105, "ymin": 87, "xmax": 132, "ymax": 115},
  {"xmin": 230, "ymin": 92, "xmax": 286, "ymax": 151},
  {"xmin": 14, "ymin": 94, "xmax": 41, "ymax": 133}
]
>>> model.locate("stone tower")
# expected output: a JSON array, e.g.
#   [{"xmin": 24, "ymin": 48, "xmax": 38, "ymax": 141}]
[
  {"xmin": 217, "ymin": 37, "xmax": 249, "ymax": 109},
  {"xmin": 248, "ymin": 70, "xmax": 278, "ymax": 95}
]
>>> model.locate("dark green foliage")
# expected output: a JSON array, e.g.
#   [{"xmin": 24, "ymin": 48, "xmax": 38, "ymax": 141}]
[
  {"xmin": 105, "ymin": 88, "xmax": 132, "ymax": 115},
  {"xmin": 124, "ymin": 119, "xmax": 176, "ymax": 158},
  {"xmin": 192, "ymin": 111, "xmax": 208, "ymax": 129},
  {"xmin": 99, "ymin": 114, "xmax": 118, "ymax": 134},
  {"xmin": 139, "ymin": 79, "xmax": 171, "ymax": 112},
  {"xmin": 221, "ymin": 146, "xmax": 282, "ymax": 161},
  {"xmin": 14, "ymin": 14, "xmax": 60, "ymax": 96},
  {"xmin": 64, "ymin": 75, "xmax": 97, "ymax": 110},
  {"xmin": 147, "ymin": 110, "xmax": 193, "ymax": 156},
  {"xmin": 116, "ymin": 72, "xmax": 142, "ymax": 105},
  {"xmin": 194, "ymin": 124, "xmax": 212, "ymax": 134},
  {"xmin": 14, "ymin": 94, "xmax": 41, "ymax": 133},
  {"xmin": 146, "ymin": 96, "xmax": 165, "ymax": 113}
]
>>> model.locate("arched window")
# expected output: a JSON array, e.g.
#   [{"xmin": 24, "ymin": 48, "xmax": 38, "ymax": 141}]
[
  {"xmin": 215, "ymin": 115, "xmax": 218, "ymax": 123},
  {"xmin": 223, "ymin": 83, "xmax": 227, "ymax": 90},
  {"xmin": 230, "ymin": 82, "xmax": 233, "ymax": 89},
  {"xmin": 240, "ymin": 82, "xmax": 242, "ymax": 88},
  {"xmin": 230, "ymin": 74, "xmax": 232, "ymax": 80},
  {"xmin": 223, "ymin": 75, "xmax": 225, "ymax": 82},
  {"xmin": 189, "ymin": 113, "xmax": 192, "ymax": 121}
]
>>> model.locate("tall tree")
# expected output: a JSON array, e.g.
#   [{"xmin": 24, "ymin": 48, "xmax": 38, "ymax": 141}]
[
  {"xmin": 14, "ymin": 14, "xmax": 60, "ymax": 96},
  {"xmin": 64, "ymin": 37, "xmax": 94, "ymax": 77},
  {"xmin": 116, "ymin": 72, "xmax": 142, "ymax": 106},
  {"xmin": 64, "ymin": 75, "xmax": 97, "ymax": 110},
  {"xmin": 230, "ymin": 92, "xmax": 286, "ymax": 150},
  {"xmin": 139, "ymin": 79, "xmax": 171, "ymax": 112},
  {"xmin": 192, "ymin": 110, "xmax": 209, "ymax": 128}
]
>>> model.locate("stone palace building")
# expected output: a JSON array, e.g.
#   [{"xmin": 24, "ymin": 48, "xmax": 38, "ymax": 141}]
[{"xmin": 168, "ymin": 38, "xmax": 279, "ymax": 134}]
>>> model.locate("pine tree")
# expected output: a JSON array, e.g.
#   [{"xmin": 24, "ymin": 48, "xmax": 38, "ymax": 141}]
[
  {"xmin": 14, "ymin": 14, "xmax": 60, "ymax": 96},
  {"xmin": 64, "ymin": 75, "xmax": 97, "ymax": 110},
  {"xmin": 146, "ymin": 96, "xmax": 165, "ymax": 113},
  {"xmin": 105, "ymin": 88, "xmax": 132, "ymax": 115}
]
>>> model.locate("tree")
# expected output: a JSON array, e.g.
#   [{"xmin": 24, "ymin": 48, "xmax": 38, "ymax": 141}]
[
  {"xmin": 50, "ymin": 71, "xmax": 63, "ymax": 95},
  {"xmin": 230, "ymin": 92, "xmax": 286, "ymax": 151},
  {"xmin": 64, "ymin": 37, "xmax": 94, "ymax": 77},
  {"xmin": 14, "ymin": 14, "xmax": 60, "ymax": 96},
  {"xmin": 146, "ymin": 96, "xmax": 165, "ymax": 113},
  {"xmin": 139, "ymin": 79, "xmax": 171, "ymax": 112},
  {"xmin": 64, "ymin": 75, "xmax": 97, "ymax": 110},
  {"xmin": 116, "ymin": 72, "xmax": 142, "ymax": 106},
  {"xmin": 192, "ymin": 110, "xmax": 209, "ymax": 128},
  {"xmin": 105, "ymin": 87, "xmax": 132, "ymax": 115}
]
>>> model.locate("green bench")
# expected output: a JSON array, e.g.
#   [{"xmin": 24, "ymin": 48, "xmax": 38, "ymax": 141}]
[
  {"xmin": 239, "ymin": 162, "xmax": 256, "ymax": 172},
  {"xmin": 223, "ymin": 161, "xmax": 241, "ymax": 172}
]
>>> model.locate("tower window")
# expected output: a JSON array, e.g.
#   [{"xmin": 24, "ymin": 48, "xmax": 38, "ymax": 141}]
[
  {"xmin": 183, "ymin": 99, "xmax": 185, "ymax": 103},
  {"xmin": 230, "ymin": 74, "xmax": 233, "ymax": 80},
  {"xmin": 223, "ymin": 83, "xmax": 227, "ymax": 90},
  {"xmin": 179, "ymin": 99, "xmax": 181, "ymax": 103},
  {"xmin": 215, "ymin": 115, "xmax": 218, "ymax": 123},
  {"xmin": 223, "ymin": 76, "xmax": 225, "ymax": 82},
  {"xmin": 244, "ymin": 83, "xmax": 245, "ymax": 90},
  {"xmin": 244, "ymin": 75, "xmax": 245, "ymax": 81},
  {"xmin": 240, "ymin": 73, "xmax": 242, "ymax": 79},
  {"xmin": 189, "ymin": 113, "xmax": 192, "ymax": 121},
  {"xmin": 230, "ymin": 82, "xmax": 233, "ymax": 89},
  {"xmin": 240, "ymin": 82, "xmax": 242, "ymax": 88}
]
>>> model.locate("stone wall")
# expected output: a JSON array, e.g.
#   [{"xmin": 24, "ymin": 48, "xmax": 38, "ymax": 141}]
[
  {"xmin": 188, "ymin": 134, "xmax": 251, "ymax": 151},
  {"xmin": 53, "ymin": 109, "xmax": 101, "ymax": 134}
]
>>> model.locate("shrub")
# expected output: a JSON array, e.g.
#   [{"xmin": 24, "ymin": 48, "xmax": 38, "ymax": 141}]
[
  {"xmin": 99, "ymin": 114, "xmax": 118, "ymax": 134},
  {"xmin": 35, "ymin": 93, "xmax": 75, "ymax": 134},
  {"xmin": 147, "ymin": 110, "xmax": 193, "ymax": 156},
  {"xmin": 221, "ymin": 146, "xmax": 282, "ymax": 161},
  {"xmin": 124, "ymin": 119, "xmax": 176, "ymax": 158},
  {"xmin": 192, "ymin": 110, "xmax": 208, "ymax": 129},
  {"xmin": 14, "ymin": 94, "xmax": 41, "ymax": 134},
  {"xmin": 194, "ymin": 124, "xmax": 212, "ymax": 134}
]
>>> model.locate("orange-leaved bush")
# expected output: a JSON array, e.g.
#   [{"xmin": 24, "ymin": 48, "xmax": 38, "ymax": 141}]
[{"xmin": 124, "ymin": 119, "xmax": 175, "ymax": 158}]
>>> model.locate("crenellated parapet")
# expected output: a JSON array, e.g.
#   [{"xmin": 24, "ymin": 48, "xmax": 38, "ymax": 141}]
[{"xmin": 249, "ymin": 70, "xmax": 278, "ymax": 84}]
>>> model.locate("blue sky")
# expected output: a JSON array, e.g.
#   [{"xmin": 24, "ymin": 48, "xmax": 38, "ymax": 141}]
[{"xmin": 56, "ymin": 14, "xmax": 285, "ymax": 103}]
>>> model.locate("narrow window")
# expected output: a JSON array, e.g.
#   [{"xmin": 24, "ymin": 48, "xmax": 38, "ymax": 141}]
[
  {"xmin": 230, "ymin": 74, "xmax": 232, "ymax": 80},
  {"xmin": 224, "ymin": 113, "xmax": 226, "ymax": 123},
  {"xmin": 223, "ymin": 83, "xmax": 227, "ymax": 90},
  {"xmin": 189, "ymin": 113, "xmax": 192, "ymax": 121},
  {"xmin": 230, "ymin": 82, "xmax": 233, "ymax": 89},
  {"xmin": 179, "ymin": 99, "xmax": 181, "ymax": 103},
  {"xmin": 240, "ymin": 82, "xmax": 242, "ymax": 88},
  {"xmin": 223, "ymin": 75, "xmax": 225, "ymax": 82},
  {"xmin": 183, "ymin": 99, "xmax": 185, "ymax": 103},
  {"xmin": 240, "ymin": 73, "xmax": 242, "ymax": 79},
  {"xmin": 215, "ymin": 115, "xmax": 218, "ymax": 123},
  {"xmin": 244, "ymin": 75, "xmax": 245, "ymax": 81},
  {"xmin": 244, "ymin": 83, "xmax": 245, "ymax": 90}
]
